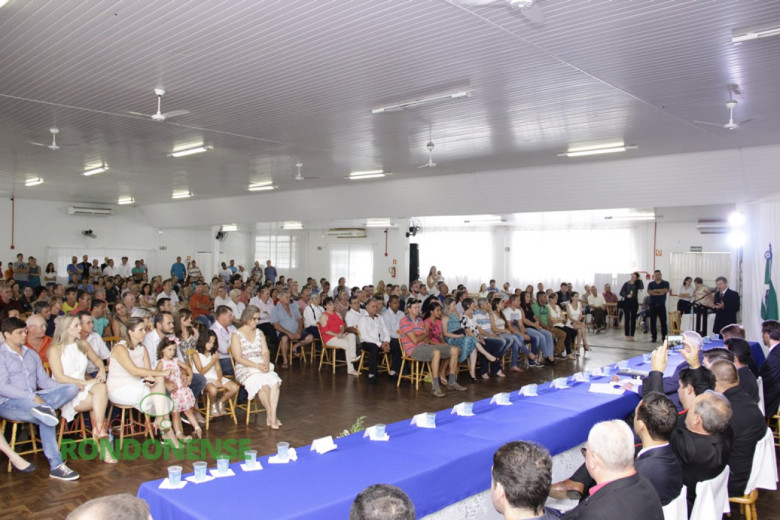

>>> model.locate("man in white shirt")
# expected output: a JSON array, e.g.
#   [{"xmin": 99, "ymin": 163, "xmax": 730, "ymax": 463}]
[
  {"xmin": 187, "ymin": 259, "xmax": 202, "ymax": 281},
  {"xmin": 250, "ymin": 287, "xmax": 276, "ymax": 346},
  {"xmin": 587, "ymin": 286, "xmax": 607, "ymax": 332},
  {"xmin": 102, "ymin": 259, "xmax": 119, "ymax": 277},
  {"xmin": 156, "ymin": 278, "xmax": 180, "ymax": 306},
  {"xmin": 382, "ymin": 295, "xmax": 404, "ymax": 377},
  {"xmin": 251, "ymin": 261, "xmax": 264, "ymax": 280},
  {"xmin": 211, "ymin": 306, "xmax": 238, "ymax": 376},
  {"xmin": 225, "ymin": 288, "xmax": 246, "ymax": 320},
  {"xmin": 345, "ymin": 295, "xmax": 368, "ymax": 331},
  {"xmin": 213, "ymin": 287, "xmax": 230, "ymax": 311},
  {"xmin": 357, "ymin": 299, "xmax": 392, "ymax": 384},
  {"xmin": 117, "ymin": 257, "xmax": 132, "ymax": 279},
  {"xmin": 122, "ymin": 291, "xmax": 146, "ymax": 319},
  {"xmin": 77, "ymin": 311, "xmax": 110, "ymax": 375}
]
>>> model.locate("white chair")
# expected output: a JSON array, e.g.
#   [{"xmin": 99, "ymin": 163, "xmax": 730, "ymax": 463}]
[
  {"xmin": 662, "ymin": 485, "xmax": 687, "ymax": 520},
  {"xmin": 757, "ymin": 376, "xmax": 765, "ymax": 416},
  {"xmin": 689, "ymin": 465, "xmax": 730, "ymax": 520},
  {"xmin": 728, "ymin": 427, "xmax": 779, "ymax": 520}
]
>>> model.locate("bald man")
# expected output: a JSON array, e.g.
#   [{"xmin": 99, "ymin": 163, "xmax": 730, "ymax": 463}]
[
  {"xmin": 24, "ymin": 314, "xmax": 52, "ymax": 364},
  {"xmin": 709, "ymin": 360, "xmax": 766, "ymax": 496}
]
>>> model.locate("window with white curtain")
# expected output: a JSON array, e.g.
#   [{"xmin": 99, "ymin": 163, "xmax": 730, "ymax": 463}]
[
  {"xmin": 414, "ymin": 229, "xmax": 494, "ymax": 291},
  {"xmin": 509, "ymin": 228, "xmax": 631, "ymax": 290},
  {"xmin": 255, "ymin": 235, "xmax": 297, "ymax": 270},
  {"xmin": 330, "ymin": 243, "xmax": 374, "ymax": 287}
]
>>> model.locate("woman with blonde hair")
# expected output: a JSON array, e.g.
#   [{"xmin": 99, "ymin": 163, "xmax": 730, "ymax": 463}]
[{"xmin": 48, "ymin": 315, "xmax": 115, "ymax": 463}]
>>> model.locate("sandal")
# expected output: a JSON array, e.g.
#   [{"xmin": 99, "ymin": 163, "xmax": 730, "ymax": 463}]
[
  {"xmin": 98, "ymin": 437, "xmax": 118, "ymax": 464},
  {"xmin": 192, "ymin": 427, "xmax": 202, "ymax": 439}
]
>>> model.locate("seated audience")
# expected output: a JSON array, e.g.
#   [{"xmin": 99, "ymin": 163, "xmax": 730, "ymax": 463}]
[
  {"xmin": 474, "ymin": 298, "xmax": 508, "ymax": 378},
  {"xmin": 532, "ymin": 292, "xmax": 566, "ymax": 357},
  {"xmin": 0, "ymin": 317, "xmax": 80, "ymax": 480},
  {"xmin": 519, "ymin": 292, "xmax": 556, "ymax": 362},
  {"xmin": 320, "ymin": 297, "xmax": 360, "ymax": 376},
  {"xmin": 503, "ymin": 295, "xmax": 547, "ymax": 366},
  {"xmin": 561, "ymin": 420, "xmax": 663, "ymax": 519},
  {"xmin": 491, "ymin": 441, "xmax": 560, "ymax": 520},
  {"xmin": 302, "ymin": 292, "xmax": 323, "ymax": 340},
  {"xmin": 709, "ymin": 359, "xmax": 766, "ymax": 496},
  {"xmin": 230, "ymin": 306, "xmax": 282, "ymax": 429},
  {"xmin": 490, "ymin": 297, "xmax": 533, "ymax": 372},
  {"xmin": 460, "ymin": 298, "xmax": 503, "ymax": 381},
  {"xmin": 192, "ymin": 330, "xmax": 239, "ymax": 417},
  {"xmin": 350, "ymin": 484, "xmax": 415, "ymax": 520},
  {"xmin": 546, "ymin": 293, "xmax": 578, "ymax": 359},
  {"xmin": 565, "ymin": 292, "xmax": 589, "ymax": 352},
  {"xmin": 586, "ymin": 286, "xmax": 606, "ymax": 332},
  {"xmin": 400, "ymin": 299, "xmax": 465, "ymax": 397},
  {"xmin": 24, "ymin": 313, "xmax": 52, "ymax": 364},
  {"xmin": 381, "ymin": 295, "xmax": 404, "ymax": 378},
  {"xmin": 719, "ymin": 323, "xmax": 745, "ymax": 340},
  {"xmin": 271, "ymin": 289, "xmax": 313, "ymax": 368}
]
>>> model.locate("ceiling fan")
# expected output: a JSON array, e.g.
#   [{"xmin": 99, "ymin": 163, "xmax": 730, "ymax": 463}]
[
  {"xmin": 449, "ymin": 0, "xmax": 545, "ymax": 24},
  {"xmin": 293, "ymin": 162, "xmax": 319, "ymax": 181},
  {"xmin": 28, "ymin": 127, "xmax": 78, "ymax": 151},
  {"xmin": 419, "ymin": 140, "xmax": 437, "ymax": 169},
  {"xmin": 694, "ymin": 85, "xmax": 756, "ymax": 130},
  {"xmin": 128, "ymin": 88, "xmax": 190, "ymax": 122}
]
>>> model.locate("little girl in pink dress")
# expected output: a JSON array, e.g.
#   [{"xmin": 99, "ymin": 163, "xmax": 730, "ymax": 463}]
[{"xmin": 155, "ymin": 337, "xmax": 200, "ymax": 440}]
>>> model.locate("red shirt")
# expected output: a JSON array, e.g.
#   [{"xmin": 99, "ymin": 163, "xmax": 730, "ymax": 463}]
[
  {"xmin": 26, "ymin": 336, "xmax": 53, "ymax": 365},
  {"xmin": 399, "ymin": 315, "xmax": 426, "ymax": 355},
  {"xmin": 321, "ymin": 312, "xmax": 345, "ymax": 337},
  {"xmin": 189, "ymin": 293, "xmax": 212, "ymax": 319}
]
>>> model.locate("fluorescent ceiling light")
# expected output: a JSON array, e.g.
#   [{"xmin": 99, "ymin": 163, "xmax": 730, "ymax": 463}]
[
  {"xmin": 83, "ymin": 165, "xmax": 108, "ymax": 176},
  {"xmin": 25, "ymin": 178, "xmax": 44, "ymax": 187},
  {"xmin": 221, "ymin": 224, "xmax": 239, "ymax": 232},
  {"xmin": 372, "ymin": 90, "xmax": 471, "ymax": 114},
  {"xmin": 168, "ymin": 145, "xmax": 213, "ymax": 158},
  {"xmin": 172, "ymin": 190, "xmax": 192, "ymax": 199},
  {"xmin": 463, "ymin": 215, "xmax": 503, "ymax": 224},
  {"xmin": 732, "ymin": 23, "xmax": 780, "ymax": 43},
  {"xmin": 559, "ymin": 140, "xmax": 637, "ymax": 158},
  {"xmin": 347, "ymin": 170, "xmax": 387, "ymax": 180},
  {"xmin": 366, "ymin": 218, "xmax": 392, "ymax": 227},
  {"xmin": 282, "ymin": 221, "xmax": 303, "ymax": 230},
  {"xmin": 248, "ymin": 182, "xmax": 276, "ymax": 191},
  {"xmin": 604, "ymin": 215, "xmax": 655, "ymax": 221},
  {"xmin": 117, "ymin": 196, "xmax": 135, "ymax": 205}
]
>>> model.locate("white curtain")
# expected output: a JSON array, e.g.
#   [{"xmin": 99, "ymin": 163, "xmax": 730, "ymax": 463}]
[
  {"xmin": 414, "ymin": 229, "xmax": 494, "ymax": 292},
  {"xmin": 330, "ymin": 243, "xmax": 374, "ymax": 288},
  {"xmin": 508, "ymin": 228, "xmax": 632, "ymax": 292}
]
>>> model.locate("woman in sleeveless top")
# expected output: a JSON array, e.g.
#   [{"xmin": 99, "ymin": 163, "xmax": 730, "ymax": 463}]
[
  {"xmin": 230, "ymin": 305, "xmax": 282, "ymax": 429},
  {"xmin": 565, "ymin": 292, "xmax": 589, "ymax": 352},
  {"xmin": 48, "ymin": 315, "xmax": 116, "ymax": 463},
  {"xmin": 547, "ymin": 293, "xmax": 578, "ymax": 359}
]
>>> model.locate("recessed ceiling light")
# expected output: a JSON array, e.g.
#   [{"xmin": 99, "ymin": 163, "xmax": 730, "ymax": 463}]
[
  {"xmin": 221, "ymin": 224, "xmax": 239, "ymax": 232},
  {"xmin": 463, "ymin": 215, "xmax": 504, "ymax": 224},
  {"xmin": 25, "ymin": 178, "xmax": 44, "ymax": 187},
  {"xmin": 172, "ymin": 190, "xmax": 192, "ymax": 199},
  {"xmin": 168, "ymin": 145, "xmax": 213, "ymax": 158},
  {"xmin": 347, "ymin": 170, "xmax": 388, "ymax": 180},
  {"xmin": 248, "ymin": 182, "xmax": 276, "ymax": 191},
  {"xmin": 558, "ymin": 140, "xmax": 638, "ymax": 157},
  {"xmin": 282, "ymin": 221, "xmax": 303, "ymax": 230},
  {"xmin": 117, "ymin": 196, "xmax": 135, "ymax": 205},
  {"xmin": 83, "ymin": 165, "xmax": 109, "ymax": 176},
  {"xmin": 366, "ymin": 218, "xmax": 393, "ymax": 227},
  {"xmin": 372, "ymin": 90, "xmax": 471, "ymax": 114},
  {"xmin": 732, "ymin": 23, "xmax": 780, "ymax": 43}
]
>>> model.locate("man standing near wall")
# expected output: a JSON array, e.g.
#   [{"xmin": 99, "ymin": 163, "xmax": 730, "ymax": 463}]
[{"xmin": 264, "ymin": 260, "xmax": 277, "ymax": 284}]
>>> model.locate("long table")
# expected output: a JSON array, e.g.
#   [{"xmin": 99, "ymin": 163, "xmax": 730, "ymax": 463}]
[
  {"xmin": 139, "ymin": 338, "xmax": 759, "ymax": 519},
  {"xmin": 138, "ymin": 365, "xmax": 644, "ymax": 519}
]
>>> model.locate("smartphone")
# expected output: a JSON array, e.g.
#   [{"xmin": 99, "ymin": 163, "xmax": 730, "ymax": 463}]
[{"xmin": 667, "ymin": 335, "xmax": 683, "ymax": 350}]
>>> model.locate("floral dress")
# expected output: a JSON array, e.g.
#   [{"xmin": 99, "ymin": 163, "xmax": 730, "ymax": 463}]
[
  {"xmin": 233, "ymin": 331, "xmax": 282, "ymax": 400},
  {"xmin": 161, "ymin": 358, "xmax": 196, "ymax": 413},
  {"xmin": 445, "ymin": 313, "xmax": 476, "ymax": 363}
]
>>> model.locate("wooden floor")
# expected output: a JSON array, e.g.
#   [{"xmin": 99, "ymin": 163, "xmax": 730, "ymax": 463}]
[{"xmin": 2, "ymin": 328, "xmax": 778, "ymax": 519}]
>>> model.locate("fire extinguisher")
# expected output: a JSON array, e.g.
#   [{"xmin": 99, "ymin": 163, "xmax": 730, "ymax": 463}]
[{"xmin": 388, "ymin": 266, "xmax": 397, "ymax": 278}]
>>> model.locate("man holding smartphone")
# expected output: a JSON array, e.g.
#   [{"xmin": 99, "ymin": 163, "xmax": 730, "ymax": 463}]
[{"xmin": 646, "ymin": 270, "xmax": 670, "ymax": 343}]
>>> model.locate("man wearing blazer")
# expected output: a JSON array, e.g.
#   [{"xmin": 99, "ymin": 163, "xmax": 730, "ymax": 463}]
[
  {"xmin": 711, "ymin": 276, "xmax": 740, "ymax": 335},
  {"xmin": 710, "ymin": 360, "xmax": 766, "ymax": 496},
  {"xmin": 760, "ymin": 320, "xmax": 780, "ymax": 417}
]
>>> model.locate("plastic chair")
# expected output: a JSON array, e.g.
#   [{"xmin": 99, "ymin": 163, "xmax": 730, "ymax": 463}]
[
  {"xmin": 605, "ymin": 303, "xmax": 619, "ymax": 329},
  {"xmin": 728, "ymin": 428, "xmax": 779, "ymax": 520},
  {"xmin": 662, "ymin": 485, "xmax": 687, "ymax": 520},
  {"xmin": 317, "ymin": 323, "xmax": 349, "ymax": 374},
  {"xmin": 0, "ymin": 419, "xmax": 41, "ymax": 472},
  {"xmin": 689, "ymin": 465, "xmax": 730, "ymax": 520}
]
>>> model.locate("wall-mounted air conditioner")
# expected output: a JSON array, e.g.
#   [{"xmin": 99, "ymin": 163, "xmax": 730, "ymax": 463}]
[
  {"xmin": 696, "ymin": 220, "xmax": 728, "ymax": 234},
  {"xmin": 68, "ymin": 206, "xmax": 114, "ymax": 216},
  {"xmin": 326, "ymin": 228, "xmax": 366, "ymax": 238}
]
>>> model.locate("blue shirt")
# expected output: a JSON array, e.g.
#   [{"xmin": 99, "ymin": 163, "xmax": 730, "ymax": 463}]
[
  {"xmin": 474, "ymin": 310, "xmax": 493, "ymax": 333},
  {"xmin": 0, "ymin": 343, "xmax": 60, "ymax": 405},
  {"xmin": 271, "ymin": 302, "xmax": 301, "ymax": 334},
  {"xmin": 264, "ymin": 266, "xmax": 277, "ymax": 284},
  {"xmin": 171, "ymin": 262, "xmax": 186, "ymax": 281}
]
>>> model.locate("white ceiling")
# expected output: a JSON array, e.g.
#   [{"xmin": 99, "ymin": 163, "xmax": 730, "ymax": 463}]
[{"xmin": 2, "ymin": 0, "xmax": 780, "ymax": 206}]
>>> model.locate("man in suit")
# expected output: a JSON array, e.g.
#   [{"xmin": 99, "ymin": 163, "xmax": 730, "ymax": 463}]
[
  {"xmin": 709, "ymin": 360, "xmax": 766, "ymax": 496},
  {"xmin": 561, "ymin": 420, "xmax": 663, "ymax": 519},
  {"xmin": 710, "ymin": 276, "xmax": 740, "ymax": 335},
  {"xmin": 761, "ymin": 319, "xmax": 780, "ymax": 418},
  {"xmin": 490, "ymin": 441, "xmax": 561, "ymax": 519},
  {"xmin": 724, "ymin": 337, "xmax": 760, "ymax": 403}
]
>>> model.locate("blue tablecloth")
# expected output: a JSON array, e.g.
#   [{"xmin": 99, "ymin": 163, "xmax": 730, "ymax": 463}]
[{"xmin": 138, "ymin": 361, "xmax": 645, "ymax": 520}]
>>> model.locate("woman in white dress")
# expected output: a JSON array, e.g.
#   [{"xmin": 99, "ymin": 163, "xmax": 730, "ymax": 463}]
[
  {"xmin": 192, "ymin": 329, "xmax": 239, "ymax": 417},
  {"xmin": 566, "ymin": 292, "xmax": 589, "ymax": 352},
  {"xmin": 106, "ymin": 317, "xmax": 177, "ymax": 445},
  {"xmin": 48, "ymin": 315, "xmax": 116, "ymax": 463},
  {"xmin": 230, "ymin": 305, "xmax": 282, "ymax": 429}
]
